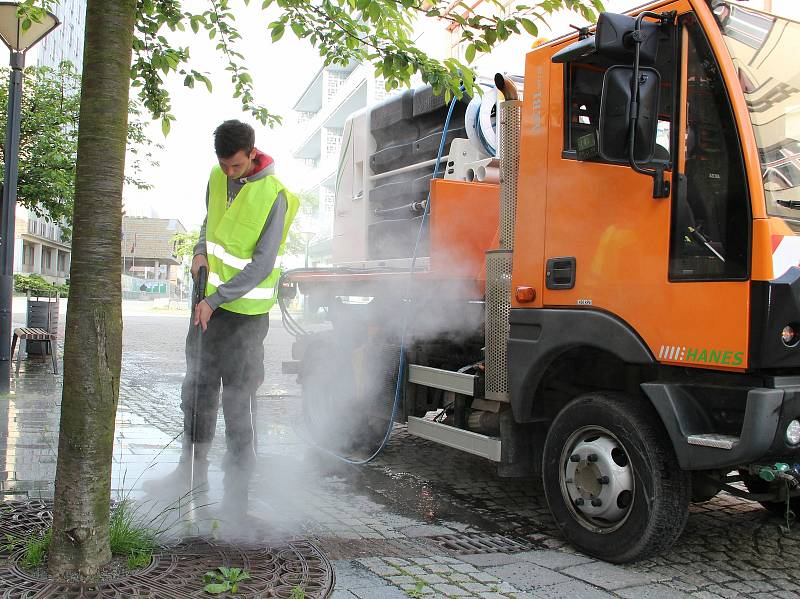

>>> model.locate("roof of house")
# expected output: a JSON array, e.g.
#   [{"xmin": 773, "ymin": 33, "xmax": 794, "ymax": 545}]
[{"xmin": 121, "ymin": 217, "xmax": 186, "ymax": 265}]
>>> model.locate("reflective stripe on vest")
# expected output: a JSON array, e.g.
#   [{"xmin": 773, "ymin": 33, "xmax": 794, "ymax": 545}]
[
  {"xmin": 205, "ymin": 166, "xmax": 299, "ymax": 315},
  {"xmin": 207, "ymin": 272, "xmax": 276, "ymax": 300}
]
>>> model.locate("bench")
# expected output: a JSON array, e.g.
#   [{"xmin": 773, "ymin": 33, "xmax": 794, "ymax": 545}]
[{"xmin": 11, "ymin": 327, "xmax": 58, "ymax": 375}]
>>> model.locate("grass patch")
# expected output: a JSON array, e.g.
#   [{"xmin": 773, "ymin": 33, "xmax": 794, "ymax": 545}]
[
  {"xmin": 109, "ymin": 500, "xmax": 159, "ymax": 562},
  {"xmin": 22, "ymin": 528, "xmax": 52, "ymax": 568}
]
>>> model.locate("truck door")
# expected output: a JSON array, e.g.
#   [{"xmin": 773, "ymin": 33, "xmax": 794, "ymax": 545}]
[{"xmin": 541, "ymin": 7, "xmax": 751, "ymax": 370}]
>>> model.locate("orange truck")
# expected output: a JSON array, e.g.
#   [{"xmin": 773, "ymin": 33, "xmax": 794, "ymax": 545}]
[{"xmin": 283, "ymin": 0, "xmax": 800, "ymax": 562}]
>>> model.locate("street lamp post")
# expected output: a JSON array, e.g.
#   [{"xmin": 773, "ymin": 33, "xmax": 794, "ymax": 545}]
[{"xmin": 0, "ymin": 3, "xmax": 59, "ymax": 393}]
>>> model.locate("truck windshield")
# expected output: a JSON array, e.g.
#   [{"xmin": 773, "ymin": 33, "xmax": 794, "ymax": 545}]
[{"xmin": 712, "ymin": 1, "xmax": 800, "ymax": 221}]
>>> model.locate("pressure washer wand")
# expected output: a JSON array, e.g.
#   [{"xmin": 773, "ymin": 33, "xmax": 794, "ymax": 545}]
[{"xmin": 189, "ymin": 266, "xmax": 207, "ymax": 497}]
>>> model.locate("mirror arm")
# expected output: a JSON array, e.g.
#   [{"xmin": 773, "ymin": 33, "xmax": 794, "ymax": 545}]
[{"xmin": 626, "ymin": 11, "xmax": 672, "ymax": 199}]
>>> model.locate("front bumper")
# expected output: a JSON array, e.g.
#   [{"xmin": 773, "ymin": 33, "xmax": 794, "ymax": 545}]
[{"xmin": 643, "ymin": 379, "xmax": 800, "ymax": 470}]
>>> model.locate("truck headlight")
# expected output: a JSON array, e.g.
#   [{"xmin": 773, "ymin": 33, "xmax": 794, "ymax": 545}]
[
  {"xmin": 786, "ymin": 420, "xmax": 800, "ymax": 445},
  {"xmin": 782, "ymin": 324, "xmax": 799, "ymax": 347}
]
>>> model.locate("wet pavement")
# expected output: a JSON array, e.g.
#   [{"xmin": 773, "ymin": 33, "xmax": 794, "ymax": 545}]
[{"xmin": 2, "ymin": 298, "xmax": 800, "ymax": 598}]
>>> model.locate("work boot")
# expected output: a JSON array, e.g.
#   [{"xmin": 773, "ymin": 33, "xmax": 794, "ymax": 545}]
[
  {"xmin": 142, "ymin": 441, "xmax": 211, "ymax": 498},
  {"xmin": 219, "ymin": 452, "xmax": 253, "ymax": 519}
]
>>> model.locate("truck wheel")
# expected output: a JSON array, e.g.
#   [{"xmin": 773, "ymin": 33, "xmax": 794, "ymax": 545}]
[{"xmin": 542, "ymin": 392, "xmax": 691, "ymax": 563}]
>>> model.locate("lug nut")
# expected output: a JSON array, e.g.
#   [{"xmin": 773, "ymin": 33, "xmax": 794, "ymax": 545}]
[
  {"xmin": 598, "ymin": 476, "xmax": 609, "ymax": 484},
  {"xmin": 591, "ymin": 498, "xmax": 602, "ymax": 507},
  {"xmin": 587, "ymin": 454, "xmax": 598, "ymax": 462},
  {"xmin": 575, "ymin": 498, "xmax": 584, "ymax": 506},
  {"xmin": 570, "ymin": 454, "xmax": 581, "ymax": 462}
]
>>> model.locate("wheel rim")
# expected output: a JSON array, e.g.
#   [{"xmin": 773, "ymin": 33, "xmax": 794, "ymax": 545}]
[{"xmin": 558, "ymin": 425, "xmax": 635, "ymax": 534}]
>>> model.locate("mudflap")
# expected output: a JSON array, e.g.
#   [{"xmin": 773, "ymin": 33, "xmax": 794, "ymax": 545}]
[{"xmin": 497, "ymin": 410, "xmax": 541, "ymax": 478}]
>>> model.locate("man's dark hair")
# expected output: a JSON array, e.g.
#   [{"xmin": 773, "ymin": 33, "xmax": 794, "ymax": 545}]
[{"xmin": 214, "ymin": 120, "xmax": 255, "ymax": 158}]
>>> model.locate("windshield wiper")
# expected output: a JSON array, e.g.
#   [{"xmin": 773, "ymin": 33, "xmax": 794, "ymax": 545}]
[
  {"xmin": 777, "ymin": 199, "xmax": 800, "ymax": 210},
  {"xmin": 687, "ymin": 226, "xmax": 725, "ymax": 263}
]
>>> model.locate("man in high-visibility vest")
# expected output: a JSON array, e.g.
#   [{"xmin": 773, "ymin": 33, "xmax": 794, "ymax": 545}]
[{"xmin": 144, "ymin": 120, "xmax": 298, "ymax": 512}]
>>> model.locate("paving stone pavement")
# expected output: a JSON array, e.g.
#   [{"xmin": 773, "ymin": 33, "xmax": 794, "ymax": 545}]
[{"xmin": 2, "ymin": 303, "xmax": 800, "ymax": 598}]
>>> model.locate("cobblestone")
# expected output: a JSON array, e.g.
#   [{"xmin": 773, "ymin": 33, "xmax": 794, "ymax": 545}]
[{"xmin": 4, "ymin": 305, "xmax": 800, "ymax": 599}]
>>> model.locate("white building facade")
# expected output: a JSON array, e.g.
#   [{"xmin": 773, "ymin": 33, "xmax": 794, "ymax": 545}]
[
  {"xmin": 36, "ymin": 0, "xmax": 86, "ymax": 71},
  {"xmin": 13, "ymin": 0, "xmax": 87, "ymax": 284}
]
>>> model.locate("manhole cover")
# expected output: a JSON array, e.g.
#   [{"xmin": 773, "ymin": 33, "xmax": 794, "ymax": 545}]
[
  {"xmin": 0, "ymin": 500, "xmax": 335, "ymax": 598},
  {"xmin": 429, "ymin": 531, "xmax": 539, "ymax": 555}
]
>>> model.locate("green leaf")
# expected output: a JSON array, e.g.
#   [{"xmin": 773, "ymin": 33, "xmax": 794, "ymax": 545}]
[
  {"xmin": 204, "ymin": 582, "xmax": 231, "ymax": 594},
  {"xmin": 519, "ymin": 18, "xmax": 538, "ymax": 37},
  {"xmin": 161, "ymin": 117, "xmax": 171, "ymax": 136},
  {"xmin": 465, "ymin": 43, "xmax": 476, "ymax": 64},
  {"xmin": 270, "ymin": 23, "xmax": 285, "ymax": 42}
]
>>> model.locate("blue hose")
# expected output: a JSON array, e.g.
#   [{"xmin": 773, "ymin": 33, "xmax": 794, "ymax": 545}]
[{"xmin": 308, "ymin": 90, "xmax": 463, "ymax": 465}]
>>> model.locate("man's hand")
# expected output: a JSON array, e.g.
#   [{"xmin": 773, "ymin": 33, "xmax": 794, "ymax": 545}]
[
  {"xmin": 194, "ymin": 299, "xmax": 213, "ymax": 332},
  {"xmin": 191, "ymin": 254, "xmax": 209, "ymax": 279}
]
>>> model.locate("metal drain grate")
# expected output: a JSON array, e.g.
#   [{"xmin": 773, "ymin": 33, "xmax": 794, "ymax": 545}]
[
  {"xmin": 0, "ymin": 499, "xmax": 52, "ymax": 541},
  {"xmin": 429, "ymin": 531, "xmax": 539, "ymax": 555},
  {"xmin": 0, "ymin": 501, "xmax": 335, "ymax": 598}
]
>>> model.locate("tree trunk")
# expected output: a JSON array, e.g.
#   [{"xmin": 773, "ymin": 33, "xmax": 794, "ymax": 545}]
[{"xmin": 48, "ymin": 0, "xmax": 136, "ymax": 577}]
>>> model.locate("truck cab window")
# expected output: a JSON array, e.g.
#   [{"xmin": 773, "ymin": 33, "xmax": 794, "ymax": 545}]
[
  {"xmin": 563, "ymin": 32, "xmax": 674, "ymax": 165},
  {"xmin": 669, "ymin": 15, "xmax": 749, "ymax": 280}
]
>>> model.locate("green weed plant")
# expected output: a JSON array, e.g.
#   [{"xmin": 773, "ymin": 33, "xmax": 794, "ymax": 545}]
[{"xmin": 203, "ymin": 566, "xmax": 251, "ymax": 594}]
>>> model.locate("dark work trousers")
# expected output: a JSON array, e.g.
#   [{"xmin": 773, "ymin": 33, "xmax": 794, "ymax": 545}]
[{"xmin": 181, "ymin": 307, "xmax": 269, "ymax": 475}]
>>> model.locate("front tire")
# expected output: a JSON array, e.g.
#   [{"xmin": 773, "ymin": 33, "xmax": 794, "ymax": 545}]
[{"xmin": 542, "ymin": 392, "xmax": 691, "ymax": 563}]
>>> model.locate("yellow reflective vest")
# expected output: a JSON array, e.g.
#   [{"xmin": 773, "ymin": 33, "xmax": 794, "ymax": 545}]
[{"xmin": 205, "ymin": 166, "xmax": 298, "ymax": 315}]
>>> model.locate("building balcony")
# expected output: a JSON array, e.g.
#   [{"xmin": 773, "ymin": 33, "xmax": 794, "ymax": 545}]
[{"xmin": 293, "ymin": 64, "xmax": 369, "ymax": 159}]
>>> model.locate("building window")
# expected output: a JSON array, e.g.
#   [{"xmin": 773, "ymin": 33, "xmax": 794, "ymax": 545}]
[
  {"xmin": 296, "ymin": 111, "xmax": 315, "ymax": 124},
  {"xmin": 324, "ymin": 128, "xmax": 342, "ymax": 159},
  {"xmin": 326, "ymin": 71, "xmax": 348, "ymax": 101},
  {"xmin": 374, "ymin": 78, "xmax": 388, "ymax": 102},
  {"xmin": 323, "ymin": 188, "xmax": 336, "ymax": 213}
]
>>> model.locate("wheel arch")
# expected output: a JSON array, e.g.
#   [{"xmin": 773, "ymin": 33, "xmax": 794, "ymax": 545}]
[{"xmin": 508, "ymin": 308, "xmax": 656, "ymax": 424}]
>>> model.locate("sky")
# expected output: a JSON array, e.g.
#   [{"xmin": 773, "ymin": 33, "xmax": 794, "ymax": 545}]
[{"xmin": 119, "ymin": 4, "xmax": 322, "ymax": 231}]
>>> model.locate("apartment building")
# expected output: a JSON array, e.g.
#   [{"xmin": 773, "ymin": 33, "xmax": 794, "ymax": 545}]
[
  {"xmin": 12, "ymin": 0, "xmax": 87, "ymax": 285},
  {"xmin": 13, "ymin": 212, "xmax": 71, "ymax": 285},
  {"xmin": 36, "ymin": 0, "xmax": 86, "ymax": 72},
  {"xmin": 292, "ymin": 63, "xmax": 393, "ymax": 239}
]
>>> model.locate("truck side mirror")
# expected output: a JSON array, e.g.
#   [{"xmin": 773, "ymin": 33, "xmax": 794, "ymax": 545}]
[
  {"xmin": 598, "ymin": 66, "xmax": 660, "ymax": 164},
  {"xmin": 595, "ymin": 13, "xmax": 661, "ymax": 65}
]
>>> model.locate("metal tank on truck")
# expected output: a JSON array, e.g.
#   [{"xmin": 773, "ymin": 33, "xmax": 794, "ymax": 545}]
[{"xmin": 280, "ymin": 0, "xmax": 800, "ymax": 563}]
